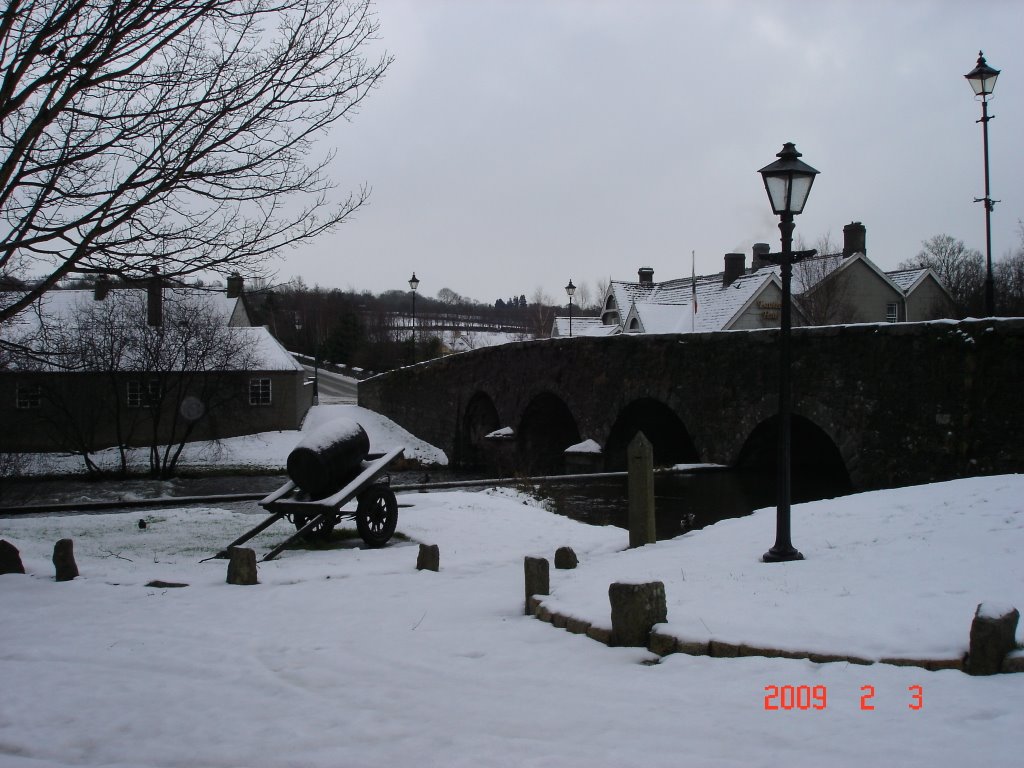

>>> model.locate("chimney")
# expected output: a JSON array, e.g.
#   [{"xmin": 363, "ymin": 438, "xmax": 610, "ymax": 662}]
[
  {"xmin": 147, "ymin": 269, "xmax": 163, "ymax": 327},
  {"xmin": 843, "ymin": 221, "xmax": 866, "ymax": 258},
  {"xmin": 723, "ymin": 253, "xmax": 745, "ymax": 287},
  {"xmin": 226, "ymin": 272, "xmax": 244, "ymax": 299},
  {"xmin": 751, "ymin": 242, "xmax": 771, "ymax": 271},
  {"xmin": 637, "ymin": 267, "xmax": 654, "ymax": 286},
  {"xmin": 93, "ymin": 275, "xmax": 111, "ymax": 301}
]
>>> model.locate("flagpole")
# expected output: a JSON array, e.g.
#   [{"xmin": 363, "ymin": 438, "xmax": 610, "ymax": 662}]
[{"xmin": 691, "ymin": 250, "xmax": 696, "ymax": 334}]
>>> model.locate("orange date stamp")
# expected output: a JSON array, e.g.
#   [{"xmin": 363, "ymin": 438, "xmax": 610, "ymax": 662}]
[{"xmin": 763, "ymin": 684, "xmax": 924, "ymax": 711}]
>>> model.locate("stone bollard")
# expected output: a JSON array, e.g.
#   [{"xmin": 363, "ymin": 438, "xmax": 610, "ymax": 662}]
[
  {"xmin": 609, "ymin": 581, "xmax": 667, "ymax": 647},
  {"xmin": 627, "ymin": 432, "xmax": 656, "ymax": 548},
  {"xmin": 524, "ymin": 556, "xmax": 550, "ymax": 615},
  {"xmin": 554, "ymin": 546, "xmax": 578, "ymax": 569},
  {"xmin": 967, "ymin": 603, "xmax": 1020, "ymax": 675},
  {"xmin": 416, "ymin": 543, "xmax": 440, "ymax": 572},
  {"xmin": 52, "ymin": 539, "xmax": 79, "ymax": 582},
  {"xmin": 226, "ymin": 547, "xmax": 258, "ymax": 585},
  {"xmin": 0, "ymin": 540, "xmax": 26, "ymax": 575}
]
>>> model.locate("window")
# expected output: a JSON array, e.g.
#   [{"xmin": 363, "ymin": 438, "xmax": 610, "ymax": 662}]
[
  {"xmin": 16, "ymin": 382, "xmax": 41, "ymax": 409},
  {"xmin": 249, "ymin": 377, "xmax": 272, "ymax": 406},
  {"xmin": 127, "ymin": 379, "xmax": 161, "ymax": 408},
  {"xmin": 886, "ymin": 302, "xmax": 899, "ymax": 323}
]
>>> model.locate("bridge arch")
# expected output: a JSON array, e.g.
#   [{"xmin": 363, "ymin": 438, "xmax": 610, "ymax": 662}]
[
  {"xmin": 735, "ymin": 414, "xmax": 851, "ymax": 497},
  {"xmin": 517, "ymin": 392, "xmax": 580, "ymax": 473},
  {"xmin": 604, "ymin": 398, "xmax": 699, "ymax": 470},
  {"xmin": 459, "ymin": 391, "xmax": 501, "ymax": 468}
]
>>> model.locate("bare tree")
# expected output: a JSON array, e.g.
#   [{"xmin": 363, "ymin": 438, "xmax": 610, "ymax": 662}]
[
  {"xmin": 792, "ymin": 233, "xmax": 855, "ymax": 326},
  {"xmin": 26, "ymin": 289, "xmax": 260, "ymax": 477},
  {"xmin": 528, "ymin": 286, "xmax": 554, "ymax": 338},
  {"xmin": 0, "ymin": 0, "xmax": 392, "ymax": 325},
  {"xmin": 573, "ymin": 280, "xmax": 594, "ymax": 313},
  {"xmin": 35, "ymin": 290, "xmax": 142, "ymax": 474},
  {"xmin": 994, "ymin": 221, "xmax": 1024, "ymax": 316},
  {"xmin": 899, "ymin": 235, "xmax": 984, "ymax": 317}
]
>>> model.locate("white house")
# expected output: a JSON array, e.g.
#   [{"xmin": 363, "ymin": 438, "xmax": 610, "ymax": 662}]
[{"xmin": 551, "ymin": 222, "xmax": 957, "ymax": 337}]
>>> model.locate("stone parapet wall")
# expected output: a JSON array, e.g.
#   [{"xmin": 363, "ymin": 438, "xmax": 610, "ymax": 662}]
[{"xmin": 359, "ymin": 319, "xmax": 1024, "ymax": 490}]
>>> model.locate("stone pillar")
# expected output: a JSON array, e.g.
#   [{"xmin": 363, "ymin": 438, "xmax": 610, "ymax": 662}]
[
  {"xmin": 967, "ymin": 603, "xmax": 1020, "ymax": 675},
  {"xmin": 0, "ymin": 540, "xmax": 26, "ymax": 575},
  {"xmin": 609, "ymin": 581, "xmax": 667, "ymax": 647},
  {"xmin": 524, "ymin": 556, "xmax": 550, "ymax": 615},
  {"xmin": 52, "ymin": 539, "xmax": 79, "ymax": 581},
  {"xmin": 627, "ymin": 432, "xmax": 656, "ymax": 548},
  {"xmin": 226, "ymin": 547, "xmax": 258, "ymax": 585},
  {"xmin": 416, "ymin": 543, "xmax": 440, "ymax": 572}
]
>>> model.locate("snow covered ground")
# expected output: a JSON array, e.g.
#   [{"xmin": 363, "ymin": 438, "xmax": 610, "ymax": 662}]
[
  {"xmin": 11, "ymin": 404, "xmax": 448, "ymax": 477},
  {"xmin": 2, "ymin": 475, "xmax": 1022, "ymax": 767}
]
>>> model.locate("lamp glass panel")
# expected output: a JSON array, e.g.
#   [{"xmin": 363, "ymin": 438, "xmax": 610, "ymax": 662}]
[
  {"xmin": 967, "ymin": 70, "xmax": 998, "ymax": 96},
  {"xmin": 788, "ymin": 175, "xmax": 815, "ymax": 214},
  {"xmin": 764, "ymin": 175, "xmax": 791, "ymax": 215}
]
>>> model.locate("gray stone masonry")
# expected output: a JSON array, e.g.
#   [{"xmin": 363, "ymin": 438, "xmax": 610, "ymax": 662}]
[
  {"xmin": 523, "ymin": 556, "xmax": 549, "ymax": 615},
  {"xmin": 608, "ymin": 581, "xmax": 667, "ymax": 647},
  {"xmin": 52, "ymin": 539, "xmax": 78, "ymax": 581},
  {"xmin": 226, "ymin": 547, "xmax": 258, "ymax": 585},
  {"xmin": 627, "ymin": 433, "xmax": 656, "ymax": 548},
  {"xmin": 359, "ymin": 319, "xmax": 1024, "ymax": 490},
  {"xmin": 967, "ymin": 603, "xmax": 1020, "ymax": 675},
  {"xmin": 554, "ymin": 546, "xmax": 578, "ymax": 569},
  {"xmin": 416, "ymin": 543, "xmax": 440, "ymax": 572},
  {"xmin": 0, "ymin": 540, "xmax": 25, "ymax": 575}
]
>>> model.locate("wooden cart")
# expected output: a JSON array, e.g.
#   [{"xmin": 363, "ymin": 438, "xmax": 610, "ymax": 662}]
[{"xmin": 220, "ymin": 447, "xmax": 404, "ymax": 561}]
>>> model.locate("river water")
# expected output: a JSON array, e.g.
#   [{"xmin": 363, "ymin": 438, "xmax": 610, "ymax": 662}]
[{"xmin": 1, "ymin": 466, "xmax": 851, "ymax": 542}]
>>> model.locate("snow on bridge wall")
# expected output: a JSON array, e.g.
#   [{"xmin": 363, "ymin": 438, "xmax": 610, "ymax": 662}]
[{"xmin": 358, "ymin": 319, "xmax": 1024, "ymax": 490}]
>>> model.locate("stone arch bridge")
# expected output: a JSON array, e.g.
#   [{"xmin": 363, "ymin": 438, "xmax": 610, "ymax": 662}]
[{"xmin": 358, "ymin": 319, "xmax": 1024, "ymax": 491}]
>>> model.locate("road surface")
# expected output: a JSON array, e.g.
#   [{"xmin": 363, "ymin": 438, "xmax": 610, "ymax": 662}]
[{"xmin": 302, "ymin": 364, "xmax": 358, "ymax": 404}]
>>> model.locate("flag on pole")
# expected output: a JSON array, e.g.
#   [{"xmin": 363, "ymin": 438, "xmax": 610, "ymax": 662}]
[{"xmin": 691, "ymin": 250, "xmax": 697, "ymax": 333}]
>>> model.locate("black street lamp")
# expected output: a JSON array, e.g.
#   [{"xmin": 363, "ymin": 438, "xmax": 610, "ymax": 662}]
[
  {"xmin": 565, "ymin": 279, "xmax": 576, "ymax": 337},
  {"xmin": 408, "ymin": 272, "xmax": 419, "ymax": 363},
  {"xmin": 965, "ymin": 51, "xmax": 1000, "ymax": 316},
  {"xmin": 294, "ymin": 313, "xmax": 319, "ymax": 405},
  {"xmin": 757, "ymin": 142, "xmax": 819, "ymax": 563}
]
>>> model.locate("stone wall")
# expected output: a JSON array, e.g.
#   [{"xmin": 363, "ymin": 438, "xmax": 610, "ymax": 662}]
[{"xmin": 359, "ymin": 319, "xmax": 1024, "ymax": 490}]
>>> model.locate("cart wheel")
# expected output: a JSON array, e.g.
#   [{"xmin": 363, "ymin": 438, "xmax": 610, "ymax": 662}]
[
  {"xmin": 293, "ymin": 512, "xmax": 337, "ymax": 540},
  {"xmin": 356, "ymin": 486, "xmax": 398, "ymax": 547}
]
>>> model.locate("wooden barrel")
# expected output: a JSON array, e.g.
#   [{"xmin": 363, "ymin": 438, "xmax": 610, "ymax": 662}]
[{"xmin": 286, "ymin": 418, "xmax": 371, "ymax": 498}]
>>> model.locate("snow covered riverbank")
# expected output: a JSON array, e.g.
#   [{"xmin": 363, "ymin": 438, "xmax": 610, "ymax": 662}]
[
  {"xmin": 8, "ymin": 404, "xmax": 448, "ymax": 478},
  {"xmin": 1, "ymin": 475, "xmax": 1021, "ymax": 767}
]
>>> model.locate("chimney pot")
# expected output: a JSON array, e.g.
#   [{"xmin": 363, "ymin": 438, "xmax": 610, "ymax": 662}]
[
  {"xmin": 843, "ymin": 221, "xmax": 866, "ymax": 258},
  {"xmin": 226, "ymin": 272, "xmax": 244, "ymax": 299},
  {"xmin": 723, "ymin": 253, "xmax": 746, "ymax": 287},
  {"xmin": 638, "ymin": 267, "xmax": 654, "ymax": 286},
  {"xmin": 93, "ymin": 275, "xmax": 111, "ymax": 301},
  {"xmin": 147, "ymin": 270, "xmax": 162, "ymax": 327},
  {"xmin": 751, "ymin": 243, "xmax": 771, "ymax": 271}
]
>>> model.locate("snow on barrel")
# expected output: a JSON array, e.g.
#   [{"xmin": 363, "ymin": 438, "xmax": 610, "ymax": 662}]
[{"xmin": 286, "ymin": 417, "xmax": 370, "ymax": 498}]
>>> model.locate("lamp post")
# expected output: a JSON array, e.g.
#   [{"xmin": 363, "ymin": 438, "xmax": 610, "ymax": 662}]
[
  {"xmin": 757, "ymin": 142, "xmax": 819, "ymax": 563},
  {"xmin": 295, "ymin": 314, "xmax": 320, "ymax": 405},
  {"xmin": 965, "ymin": 51, "xmax": 1000, "ymax": 316},
  {"xmin": 408, "ymin": 272, "xmax": 420, "ymax": 363},
  {"xmin": 565, "ymin": 279, "xmax": 576, "ymax": 337}
]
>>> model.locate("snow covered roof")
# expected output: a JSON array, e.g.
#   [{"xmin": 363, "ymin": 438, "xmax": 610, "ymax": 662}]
[
  {"xmin": 886, "ymin": 267, "xmax": 952, "ymax": 298},
  {"xmin": 3, "ymin": 287, "xmax": 246, "ymax": 333},
  {"xmin": 615, "ymin": 268, "xmax": 780, "ymax": 334},
  {"xmin": 1, "ymin": 287, "xmax": 295, "ymax": 372},
  {"xmin": 238, "ymin": 326, "xmax": 305, "ymax": 372},
  {"xmin": 449, "ymin": 330, "xmax": 531, "ymax": 352},
  {"xmin": 550, "ymin": 316, "xmax": 617, "ymax": 337}
]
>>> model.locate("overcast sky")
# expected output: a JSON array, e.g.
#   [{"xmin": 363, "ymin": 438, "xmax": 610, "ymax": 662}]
[{"xmin": 280, "ymin": 0, "xmax": 1024, "ymax": 307}]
